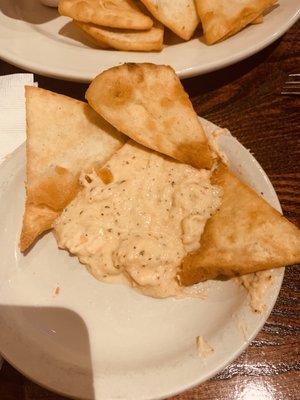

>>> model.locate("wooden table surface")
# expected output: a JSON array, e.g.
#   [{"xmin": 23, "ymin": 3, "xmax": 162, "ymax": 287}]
[{"xmin": 0, "ymin": 20, "xmax": 299, "ymax": 400}]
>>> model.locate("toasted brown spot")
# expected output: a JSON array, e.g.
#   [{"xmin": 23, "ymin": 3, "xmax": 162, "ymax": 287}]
[
  {"xmin": 163, "ymin": 117, "xmax": 176, "ymax": 131},
  {"xmin": 55, "ymin": 166, "xmax": 68, "ymax": 175},
  {"xmin": 96, "ymin": 167, "xmax": 114, "ymax": 184},
  {"xmin": 110, "ymin": 79, "xmax": 133, "ymax": 106},
  {"xmin": 28, "ymin": 170, "xmax": 80, "ymax": 211},
  {"xmin": 146, "ymin": 118, "xmax": 157, "ymax": 132},
  {"xmin": 127, "ymin": 63, "xmax": 145, "ymax": 83},
  {"xmin": 160, "ymin": 97, "xmax": 173, "ymax": 109},
  {"xmin": 179, "ymin": 256, "xmax": 222, "ymax": 285},
  {"xmin": 174, "ymin": 140, "xmax": 214, "ymax": 169}
]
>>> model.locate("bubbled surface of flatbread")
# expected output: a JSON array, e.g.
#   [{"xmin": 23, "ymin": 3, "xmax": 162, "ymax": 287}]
[{"xmin": 86, "ymin": 63, "xmax": 213, "ymax": 169}]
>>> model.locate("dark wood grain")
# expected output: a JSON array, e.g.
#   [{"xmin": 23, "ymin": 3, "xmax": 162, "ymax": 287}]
[{"xmin": 0, "ymin": 19, "xmax": 299, "ymax": 400}]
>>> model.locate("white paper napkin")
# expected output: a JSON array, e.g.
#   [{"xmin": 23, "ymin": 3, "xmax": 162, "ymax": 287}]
[
  {"xmin": 0, "ymin": 73, "xmax": 37, "ymax": 369},
  {"xmin": 0, "ymin": 73, "xmax": 37, "ymax": 164}
]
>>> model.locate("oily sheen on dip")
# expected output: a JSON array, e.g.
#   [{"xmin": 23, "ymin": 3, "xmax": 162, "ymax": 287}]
[{"xmin": 54, "ymin": 141, "xmax": 222, "ymax": 298}]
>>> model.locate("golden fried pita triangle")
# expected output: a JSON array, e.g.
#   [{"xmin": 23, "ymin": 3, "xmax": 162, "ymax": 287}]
[
  {"xmin": 86, "ymin": 63, "xmax": 213, "ymax": 169},
  {"xmin": 140, "ymin": 0, "xmax": 199, "ymax": 40},
  {"xmin": 20, "ymin": 87, "xmax": 125, "ymax": 252},
  {"xmin": 58, "ymin": 0, "xmax": 153, "ymax": 30},
  {"xmin": 75, "ymin": 20, "xmax": 164, "ymax": 52},
  {"xmin": 195, "ymin": 0, "xmax": 277, "ymax": 44},
  {"xmin": 180, "ymin": 164, "xmax": 300, "ymax": 285}
]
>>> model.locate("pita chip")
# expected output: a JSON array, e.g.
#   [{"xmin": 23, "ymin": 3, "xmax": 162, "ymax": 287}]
[
  {"xmin": 75, "ymin": 20, "xmax": 164, "ymax": 51},
  {"xmin": 58, "ymin": 0, "xmax": 153, "ymax": 30},
  {"xmin": 140, "ymin": 0, "xmax": 199, "ymax": 40},
  {"xmin": 180, "ymin": 164, "xmax": 300, "ymax": 285},
  {"xmin": 20, "ymin": 87, "xmax": 125, "ymax": 252},
  {"xmin": 86, "ymin": 63, "xmax": 213, "ymax": 169},
  {"xmin": 195, "ymin": 0, "xmax": 277, "ymax": 44}
]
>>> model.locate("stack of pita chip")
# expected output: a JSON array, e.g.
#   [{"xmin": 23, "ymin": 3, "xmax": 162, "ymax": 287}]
[
  {"xmin": 58, "ymin": 0, "xmax": 164, "ymax": 51},
  {"xmin": 58, "ymin": 0, "xmax": 202, "ymax": 51},
  {"xmin": 58, "ymin": 0, "xmax": 278, "ymax": 50},
  {"xmin": 21, "ymin": 63, "xmax": 299, "ymax": 289}
]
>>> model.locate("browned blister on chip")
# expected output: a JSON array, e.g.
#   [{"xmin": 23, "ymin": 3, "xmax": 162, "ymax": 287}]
[
  {"xmin": 86, "ymin": 63, "xmax": 213, "ymax": 169},
  {"xmin": 95, "ymin": 166, "xmax": 114, "ymax": 184},
  {"xmin": 195, "ymin": 0, "xmax": 277, "ymax": 44},
  {"xmin": 180, "ymin": 164, "xmax": 300, "ymax": 285},
  {"xmin": 58, "ymin": 0, "xmax": 153, "ymax": 30},
  {"xmin": 20, "ymin": 87, "xmax": 125, "ymax": 252}
]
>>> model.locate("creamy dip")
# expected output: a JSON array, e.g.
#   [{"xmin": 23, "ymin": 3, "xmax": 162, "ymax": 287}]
[
  {"xmin": 54, "ymin": 141, "xmax": 222, "ymax": 298},
  {"xmin": 239, "ymin": 271, "xmax": 273, "ymax": 313}
]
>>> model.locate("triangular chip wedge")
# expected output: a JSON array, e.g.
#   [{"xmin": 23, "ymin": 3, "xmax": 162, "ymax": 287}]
[
  {"xmin": 179, "ymin": 164, "xmax": 300, "ymax": 286},
  {"xmin": 86, "ymin": 63, "xmax": 214, "ymax": 169},
  {"xmin": 58, "ymin": 0, "xmax": 153, "ymax": 30},
  {"xmin": 140, "ymin": 0, "xmax": 199, "ymax": 40},
  {"xmin": 195, "ymin": 0, "xmax": 277, "ymax": 44},
  {"xmin": 75, "ymin": 20, "xmax": 164, "ymax": 51},
  {"xmin": 20, "ymin": 87, "xmax": 126, "ymax": 252}
]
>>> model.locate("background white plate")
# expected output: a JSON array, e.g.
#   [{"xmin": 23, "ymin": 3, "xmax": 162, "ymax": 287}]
[
  {"xmin": 0, "ymin": 120, "xmax": 284, "ymax": 399},
  {"xmin": 0, "ymin": 0, "xmax": 298, "ymax": 82}
]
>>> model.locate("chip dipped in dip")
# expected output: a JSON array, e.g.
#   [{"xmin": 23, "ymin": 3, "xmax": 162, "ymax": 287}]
[{"xmin": 54, "ymin": 141, "xmax": 222, "ymax": 298}]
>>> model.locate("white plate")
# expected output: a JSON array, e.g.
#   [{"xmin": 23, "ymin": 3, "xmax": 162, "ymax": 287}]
[
  {"xmin": 0, "ymin": 0, "xmax": 299, "ymax": 82},
  {"xmin": 0, "ymin": 119, "xmax": 284, "ymax": 399}
]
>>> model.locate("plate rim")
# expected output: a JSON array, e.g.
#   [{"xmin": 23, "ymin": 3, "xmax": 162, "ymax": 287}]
[{"xmin": 0, "ymin": 3, "xmax": 298, "ymax": 82}]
